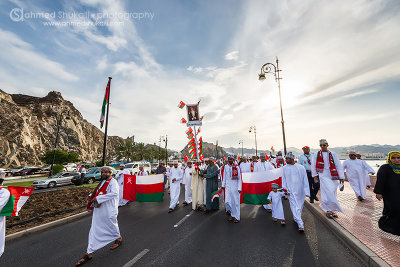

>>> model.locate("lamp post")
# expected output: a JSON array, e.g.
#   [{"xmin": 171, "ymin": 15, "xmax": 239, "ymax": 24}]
[
  {"xmin": 49, "ymin": 110, "xmax": 70, "ymax": 177},
  {"xmin": 239, "ymin": 140, "xmax": 244, "ymax": 157},
  {"xmin": 158, "ymin": 136, "xmax": 162, "ymax": 162},
  {"xmin": 249, "ymin": 126, "xmax": 257, "ymax": 156},
  {"xmin": 259, "ymin": 56, "xmax": 287, "ymax": 155},
  {"xmin": 163, "ymin": 135, "xmax": 168, "ymax": 165}
]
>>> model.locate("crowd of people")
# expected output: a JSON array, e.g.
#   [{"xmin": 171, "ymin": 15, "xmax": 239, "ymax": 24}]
[{"xmin": 0, "ymin": 140, "xmax": 399, "ymax": 266}]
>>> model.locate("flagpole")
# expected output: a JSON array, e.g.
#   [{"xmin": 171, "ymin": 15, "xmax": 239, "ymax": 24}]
[
  {"xmin": 102, "ymin": 77, "xmax": 112, "ymax": 166},
  {"xmin": 193, "ymin": 125, "xmax": 200, "ymax": 161}
]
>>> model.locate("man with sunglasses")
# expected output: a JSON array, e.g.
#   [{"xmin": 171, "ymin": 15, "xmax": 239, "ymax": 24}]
[{"xmin": 311, "ymin": 139, "xmax": 345, "ymax": 219}]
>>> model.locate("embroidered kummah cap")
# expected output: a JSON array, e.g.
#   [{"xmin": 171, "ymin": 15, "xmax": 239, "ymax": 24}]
[
  {"xmin": 120, "ymin": 164, "xmax": 125, "ymax": 167},
  {"xmin": 277, "ymin": 156, "xmax": 283, "ymax": 159},
  {"xmin": 271, "ymin": 183, "xmax": 279, "ymax": 189},
  {"xmin": 285, "ymin": 153, "xmax": 295, "ymax": 159},
  {"xmin": 139, "ymin": 164, "xmax": 144, "ymax": 167},
  {"xmin": 349, "ymin": 151, "xmax": 357, "ymax": 155},
  {"xmin": 173, "ymin": 160, "xmax": 179, "ymax": 164},
  {"xmin": 319, "ymin": 139, "xmax": 328, "ymax": 145},
  {"xmin": 260, "ymin": 153, "xmax": 266, "ymax": 157},
  {"xmin": 209, "ymin": 157, "xmax": 215, "ymax": 161},
  {"xmin": 228, "ymin": 154, "xmax": 235, "ymax": 159},
  {"xmin": 302, "ymin": 146, "xmax": 310, "ymax": 150}
]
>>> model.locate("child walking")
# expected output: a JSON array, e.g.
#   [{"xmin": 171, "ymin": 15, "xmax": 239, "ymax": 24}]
[{"xmin": 267, "ymin": 183, "xmax": 287, "ymax": 225}]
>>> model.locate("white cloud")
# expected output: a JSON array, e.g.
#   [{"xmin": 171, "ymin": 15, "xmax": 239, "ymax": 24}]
[{"xmin": 225, "ymin": 50, "xmax": 239, "ymax": 61}]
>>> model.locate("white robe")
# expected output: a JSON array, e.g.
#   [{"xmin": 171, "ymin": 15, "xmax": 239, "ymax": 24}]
[
  {"xmin": 253, "ymin": 161, "xmax": 275, "ymax": 210},
  {"xmin": 311, "ymin": 151, "xmax": 344, "ymax": 213},
  {"xmin": 222, "ymin": 165, "xmax": 242, "ymax": 220},
  {"xmin": 282, "ymin": 164, "xmax": 310, "ymax": 228},
  {"xmin": 87, "ymin": 178, "xmax": 120, "ymax": 254},
  {"xmin": 137, "ymin": 170, "xmax": 148, "ymax": 176},
  {"xmin": 239, "ymin": 162, "xmax": 251, "ymax": 173},
  {"xmin": 115, "ymin": 169, "xmax": 131, "ymax": 206},
  {"xmin": 183, "ymin": 167, "xmax": 193, "ymax": 204},
  {"xmin": 360, "ymin": 160, "xmax": 375, "ymax": 187},
  {"xmin": 0, "ymin": 187, "xmax": 10, "ymax": 258},
  {"xmin": 267, "ymin": 191, "xmax": 285, "ymax": 220},
  {"xmin": 191, "ymin": 168, "xmax": 204, "ymax": 210},
  {"xmin": 343, "ymin": 159, "xmax": 373, "ymax": 199},
  {"xmin": 169, "ymin": 167, "xmax": 183, "ymax": 210},
  {"xmin": 201, "ymin": 164, "xmax": 207, "ymax": 204}
]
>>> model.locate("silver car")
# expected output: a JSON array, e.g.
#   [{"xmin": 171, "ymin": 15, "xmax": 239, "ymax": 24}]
[{"xmin": 32, "ymin": 172, "xmax": 78, "ymax": 188}]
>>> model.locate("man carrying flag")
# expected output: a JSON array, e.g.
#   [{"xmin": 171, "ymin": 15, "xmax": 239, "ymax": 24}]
[
  {"xmin": 115, "ymin": 164, "xmax": 130, "ymax": 206},
  {"xmin": 221, "ymin": 155, "xmax": 242, "ymax": 223},
  {"xmin": 76, "ymin": 166, "xmax": 122, "ymax": 266},
  {"xmin": 0, "ymin": 172, "xmax": 10, "ymax": 258},
  {"xmin": 254, "ymin": 153, "xmax": 275, "ymax": 212}
]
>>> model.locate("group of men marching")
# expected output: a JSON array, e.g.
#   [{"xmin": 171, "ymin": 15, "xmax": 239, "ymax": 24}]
[{"xmin": 70, "ymin": 138, "xmax": 375, "ymax": 265}]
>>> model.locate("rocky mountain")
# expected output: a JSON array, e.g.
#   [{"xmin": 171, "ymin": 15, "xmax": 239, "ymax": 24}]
[
  {"xmin": 180, "ymin": 141, "xmax": 228, "ymax": 159},
  {"xmin": 0, "ymin": 89, "xmax": 125, "ymax": 168}
]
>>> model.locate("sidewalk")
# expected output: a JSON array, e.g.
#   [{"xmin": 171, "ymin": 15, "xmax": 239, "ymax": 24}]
[{"xmin": 313, "ymin": 181, "xmax": 400, "ymax": 267}]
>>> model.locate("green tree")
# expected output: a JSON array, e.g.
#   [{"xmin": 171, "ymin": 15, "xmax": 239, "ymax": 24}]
[
  {"xmin": 115, "ymin": 140, "xmax": 136, "ymax": 162},
  {"xmin": 40, "ymin": 150, "xmax": 81, "ymax": 164},
  {"xmin": 52, "ymin": 164, "xmax": 64, "ymax": 175},
  {"xmin": 134, "ymin": 143, "xmax": 147, "ymax": 161}
]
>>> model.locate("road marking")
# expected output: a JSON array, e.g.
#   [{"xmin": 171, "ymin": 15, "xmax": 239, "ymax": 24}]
[
  {"xmin": 249, "ymin": 205, "xmax": 259, "ymax": 218},
  {"xmin": 174, "ymin": 210, "xmax": 194, "ymax": 228},
  {"xmin": 122, "ymin": 249, "xmax": 150, "ymax": 267}
]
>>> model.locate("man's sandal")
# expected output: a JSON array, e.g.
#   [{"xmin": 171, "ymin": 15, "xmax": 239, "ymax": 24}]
[
  {"xmin": 233, "ymin": 219, "xmax": 240, "ymax": 223},
  {"xmin": 228, "ymin": 216, "xmax": 234, "ymax": 221},
  {"xmin": 110, "ymin": 239, "xmax": 122, "ymax": 250},
  {"xmin": 326, "ymin": 212, "xmax": 333, "ymax": 219},
  {"xmin": 280, "ymin": 221, "xmax": 286, "ymax": 225},
  {"xmin": 332, "ymin": 213, "xmax": 338, "ymax": 218},
  {"xmin": 76, "ymin": 254, "xmax": 92, "ymax": 266}
]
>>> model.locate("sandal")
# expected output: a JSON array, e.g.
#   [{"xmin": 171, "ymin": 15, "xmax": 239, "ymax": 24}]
[
  {"xmin": 326, "ymin": 212, "xmax": 333, "ymax": 219},
  {"xmin": 110, "ymin": 239, "xmax": 122, "ymax": 250},
  {"xmin": 273, "ymin": 218, "xmax": 278, "ymax": 222},
  {"xmin": 233, "ymin": 219, "xmax": 240, "ymax": 223},
  {"xmin": 332, "ymin": 213, "xmax": 338, "ymax": 218},
  {"xmin": 76, "ymin": 254, "xmax": 92, "ymax": 266},
  {"xmin": 298, "ymin": 227, "xmax": 304, "ymax": 232},
  {"xmin": 280, "ymin": 221, "xmax": 286, "ymax": 225},
  {"xmin": 228, "ymin": 216, "xmax": 233, "ymax": 221},
  {"xmin": 168, "ymin": 208, "xmax": 173, "ymax": 213}
]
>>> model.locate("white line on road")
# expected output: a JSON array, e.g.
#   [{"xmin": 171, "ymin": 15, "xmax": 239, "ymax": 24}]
[
  {"xmin": 122, "ymin": 249, "xmax": 150, "ymax": 267},
  {"xmin": 174, "ymin": 210, "xmax": 194, "ymax": 228}
]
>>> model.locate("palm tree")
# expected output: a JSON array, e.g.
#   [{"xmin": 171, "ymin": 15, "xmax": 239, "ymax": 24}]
[{"xmin": 116, "ymin": 140, "xmax": 135, "ymax": 162}]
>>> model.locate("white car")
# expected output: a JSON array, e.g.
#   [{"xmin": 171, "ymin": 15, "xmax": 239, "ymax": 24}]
[
  {"xmin": 63, "ymin": 163, "xmax": 77, "ymax": 172},
  {"xmin": 124, "ymin": 162, "xmax": 152, "ymax": 175}
]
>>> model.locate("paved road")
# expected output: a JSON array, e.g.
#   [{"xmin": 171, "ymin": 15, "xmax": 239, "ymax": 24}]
[{"xmin": 1, "ymin": 187, "xmax": 364, "ymax": 267}]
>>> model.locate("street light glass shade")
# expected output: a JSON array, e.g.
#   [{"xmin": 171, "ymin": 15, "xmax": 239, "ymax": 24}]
[{"xmin": 258, "ymin": 73, "xmax": 266, "ymax": 81}]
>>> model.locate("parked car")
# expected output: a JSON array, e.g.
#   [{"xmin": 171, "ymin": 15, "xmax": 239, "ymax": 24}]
[
  {"xmin": 124, "ymin": 162, "xmax": 152, "ymax": 175},
  {"xmin": 31, "ymin": 172, "xmax": 78, "ymax": 188},
  {"xmin": 10, "ymin": 166, "xmax": 35, "ymax": 176},
  {"xmin": 63, "ymin": 163, "xmax": 77, "ymax": 172},
  {"xmin": 72, "ymin": 167, "xmax": 117, "ymax": 185},
  {"xmin": 20, "ymin": 167, "xmax": 47, "ymax": 176}
]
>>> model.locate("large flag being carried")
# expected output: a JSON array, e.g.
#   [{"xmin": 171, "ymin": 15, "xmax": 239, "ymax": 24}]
[
  {"xmin": 99, "ymin": 79, "xmax": 110, "ymax": 128},
  {"xmin": 241, "ymin": 168, "xmax": 282, "ymax": 204},
  {"xmin": 0, "ymin": 186, "xmax": 34, "ymax": 216},
  {"xmin": 123, "ymin": 174, "xmax": 164, "ymax": 202}
]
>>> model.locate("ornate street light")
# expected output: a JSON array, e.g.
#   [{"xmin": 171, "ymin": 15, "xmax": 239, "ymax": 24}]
[{"xmin": 259, "ymin": 57, "xmax": 287, "ymax": 155}]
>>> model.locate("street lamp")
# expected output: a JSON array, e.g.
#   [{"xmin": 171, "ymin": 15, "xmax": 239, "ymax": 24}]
[
  {"xmin": 259, "ymin": 56, "xmax": 287, "ymax": 155},
  {"xmin": 249, "ymin": 126, "xmax": 257, "ymax": 156},
  {"xmin": 49, "ymin": 109, "xmax": 71, "ymax": 177},
  {"xmin": 158, "ymin": 136, "xmax": 163, "ymax": 162},
  {"xmin": 239, "ymin": 140, "xmax": 244, "ymax": 157},
  {"xmin": 162, "ymin": 135, "xmax": 168, "ymax": 165}
]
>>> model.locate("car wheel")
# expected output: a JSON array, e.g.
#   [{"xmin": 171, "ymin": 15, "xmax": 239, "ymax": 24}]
[
  {"xmin": 87, "ymin": 178, "xmax": 95, "ymax": 184},
  {"xmin": 48, "ymin": 182, "xmax": 56, "ymax": 188}
]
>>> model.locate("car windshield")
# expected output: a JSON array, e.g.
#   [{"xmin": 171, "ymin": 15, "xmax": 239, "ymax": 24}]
[
  {"xmin": 125, "ymin": 164, "xmax": 133, "ymax": 168},
  {"xmin": 52, "ymin": 173, "xmax": 64, "ymax": 178}
]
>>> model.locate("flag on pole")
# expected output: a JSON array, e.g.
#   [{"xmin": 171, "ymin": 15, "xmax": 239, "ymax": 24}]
[
  {"xmin": 200, "ymin": 116, "xmax": 204, "ymax": 121},
  {"xmin": 199, "ymin": 154, "xmax": 205, "ymax": 160},
  {"xmin": 188, "ymin": 138, "xmax": 195, "ymax": 146},
  {"xmin": 197, "ymin": 127, "xmax": 201, "ymax": 135},
  {"xmin": 184, "ymin": 155, "xmax": 189, "ymax": 162},
  {"xmin": 186, "ymin": 128, "xmax": 193, "ymax": 135},
  {"xmin": 181, "ymin": 118, "xmax": 187, "ymax": 124},
  {"xmin": 178, "ymin": 101, "xmax": 186, "ymax": 109},
  {"xmin": 0, "ymin": 186, "xmax": 34, "ymax": 216},
  {"xmin": 100, "ymin": 80, "xmax": 110, "ymax": 128},
  {"xmin": 270, "ymin": 146, "xmax": 275, "ymax": 153},
  {"xmin": 187, "ymin": 132, "xmax": 194, "ymax": 139}
]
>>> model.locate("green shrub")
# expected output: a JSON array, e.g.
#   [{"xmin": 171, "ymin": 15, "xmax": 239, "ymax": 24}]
[{"xmin": 52, "ymin": 164, "xmax": 64, "ymax": 175}]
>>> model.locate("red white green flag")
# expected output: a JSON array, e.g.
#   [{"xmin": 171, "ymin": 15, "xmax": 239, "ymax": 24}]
[
  {"xmin": 211, "ymin": 188, "xmax": 223, "ymax": 201},
  {"xmin": 100, "ymin": 80, "xmax": 110, "ymax": 128},
  {"xmin": 123, "ymin": 174, "xmax": 164, "ymax": 202},
  {"xmin": 0, "ymin": 186, "xmax": 34, "ymax": 216},
  {"xmin": 186, "ymin": 128, "xmax": 193, "ymax": 135},
  {"xmin": 200, "ymin": 116, "xmax": 204, "ymax": 121},
  {"xmin": 184, "ymin": 155, "xmax": 189, "ymax": 162},
  {"xmin": 181, "ymin": 118, "xmax": 187, "ymax": 124},
  {"xmin": 241, "ymin": 168, "xmax": 282, "ymax": 204},
  {"xmin": 270, "ymin": 146, "xmax": 275, "ymax": 153},
  {"xmin": 178, "ymin": 101, "xmax": 186, "ymax": 109}
]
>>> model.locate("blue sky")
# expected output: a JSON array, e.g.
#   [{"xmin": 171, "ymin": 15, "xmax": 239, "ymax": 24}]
[{"xmin": 0, "ymin": 0, "xmax": 399, "ymax": 151}]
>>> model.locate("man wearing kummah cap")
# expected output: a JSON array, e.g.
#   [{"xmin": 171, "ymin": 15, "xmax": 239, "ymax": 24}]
[
  {"xmin": 311, "ymin": 139, "xmax": 345, "ymax": 219},
  {"xmin": 299, "ymin": 146, "xmax": 319, "ymax": 203},
  {"xmin": 221, "ymin": 154, "xmax": 242, "ymax": 223},
  {"xmin": 115, "ymin": 164, "xmax": 130, "ymax": 206},
  {"xmin": 282, "ymin": 153, "xmax": 310, "ymax": 231},
  {"xmin": 137, "ymin": 164, "xmax": 148, "ymax": 176},
  {"xmin": 168, "ymin": 160, "xmax": 183, "ymax": 213},
  {"xmin": 343, "ymin": 151, "xmax": 374, "ymax": 201}
]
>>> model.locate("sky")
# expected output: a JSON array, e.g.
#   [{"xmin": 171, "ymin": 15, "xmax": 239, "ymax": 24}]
[{"xmin": 0, "ymin": 0, "xmax": 399, "ymax": 151}]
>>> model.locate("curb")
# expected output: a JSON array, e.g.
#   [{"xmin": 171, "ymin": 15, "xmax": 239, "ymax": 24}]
[
  {"xmin": 304, "ymin": 201, "xmax": 390, "ymax": 267},
  {"xmin": 6, "ymin": 211, "xmax": 90, "ymax": 242}
]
